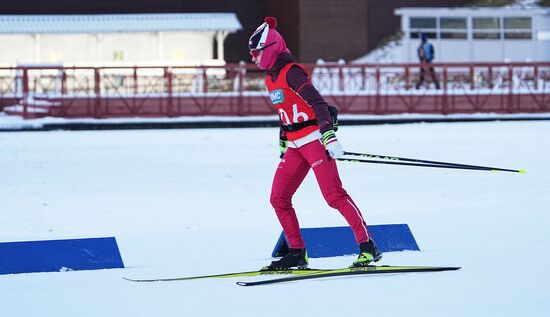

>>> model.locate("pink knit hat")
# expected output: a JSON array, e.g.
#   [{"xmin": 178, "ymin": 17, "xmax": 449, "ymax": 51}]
[{"xmin": 248, "ymin": 17, "xmax": 291, "ymax": 70}]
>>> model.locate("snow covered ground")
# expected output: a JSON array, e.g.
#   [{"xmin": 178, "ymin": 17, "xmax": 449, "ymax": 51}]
[{"xmin": 1, "ymin": 120, "xmax": 549, "ymax": 316}]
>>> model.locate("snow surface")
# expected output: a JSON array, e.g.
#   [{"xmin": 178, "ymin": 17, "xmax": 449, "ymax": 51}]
[{"xmin": 1, "ymin": 121, "xmax": 549, "ymax": 316}]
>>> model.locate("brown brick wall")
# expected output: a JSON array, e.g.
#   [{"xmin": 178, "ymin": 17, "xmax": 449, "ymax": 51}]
[
  {"xmin": 265, "ymin": 1, "xmax": 301, "ymax": 60},
  {"xmin": 298, "ymin": 0, "xmax": 368, "ymax": 62}
]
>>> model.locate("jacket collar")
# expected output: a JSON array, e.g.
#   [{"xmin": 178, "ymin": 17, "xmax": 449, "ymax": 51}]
[{"xmin": 267, "ymin": 52, "xmax": 296, "ymax": 78}]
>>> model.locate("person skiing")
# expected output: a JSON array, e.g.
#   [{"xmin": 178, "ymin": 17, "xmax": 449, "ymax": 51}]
[{"xmin": 248, "ymin": 16, "xmax": 382, "ymax": 270}]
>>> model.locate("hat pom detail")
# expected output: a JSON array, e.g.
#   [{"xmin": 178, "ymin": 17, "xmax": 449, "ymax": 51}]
[{"xmin": 265, "ymin": 16, "xmax": 277, "ymax": 29}]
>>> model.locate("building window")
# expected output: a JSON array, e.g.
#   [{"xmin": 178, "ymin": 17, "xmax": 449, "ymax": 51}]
[
  {"xmin": 473, "ymin": 17, "xmax": 500, "ymax": 29},
  {"xmin": 473, "ymin": 17, "xmax": 501, "ymax": 40},
  {"xmin": 410, "ymin": 17, "xmax": 437, "ymax": 29},
  {"xmin": 408, "ymin": 15, "xmax": 533, "ymax": 41},
  {"xmin": 441, "ymin": 17, "xmax": 467, "ymax": 29},
  {"xmin": 504, "ymin": 17, "xmax": 531, "ymax": 29},
  {"xmin": 410, "ymin": 31, "xmax": 437, "ymax": 39},
  {"xmin": 503, "ymin": 17, "xmax": 532, "ymax": 39},
  {"xmin": 440, "ymin": 17, "xmax": 467, "ymax": 39},
  {"xmin": 410, "ymin": 17, "xmax": 437, "ymax": 39},
  {"xmin": 410, "ymin": 17, "xmax": 467, "ymax": 40}
]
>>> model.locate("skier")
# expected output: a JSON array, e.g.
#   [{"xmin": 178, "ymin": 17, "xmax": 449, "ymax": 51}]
[{"xmin": 248, "ymin": 17, "xmax": 382, "ymax": 270}]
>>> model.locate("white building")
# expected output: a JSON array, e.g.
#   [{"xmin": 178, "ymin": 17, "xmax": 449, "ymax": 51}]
[
  {"xmin": 0, "ymin": 13, "xmax": 242, "ymax": 66},
  {"xmin": 395, "ymin": 7, "xmax": 550, "ymax": 63}
]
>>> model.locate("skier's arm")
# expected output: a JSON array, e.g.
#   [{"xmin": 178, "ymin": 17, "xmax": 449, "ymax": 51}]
[
  {"xmin": 286, "ymin": 65, "xmax": 343, "ymax": 158},
  {"xmin": 286, "ymin": 65, "xmax": 333, "ymax": 134}
]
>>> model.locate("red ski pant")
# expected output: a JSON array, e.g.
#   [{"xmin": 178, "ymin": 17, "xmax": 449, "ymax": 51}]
[{"xmin": 270, "ymin": 140, "xmax": 370, "ymax": 249}]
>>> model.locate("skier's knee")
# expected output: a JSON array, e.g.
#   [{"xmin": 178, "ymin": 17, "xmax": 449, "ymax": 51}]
[
  {"xmin": 270, "ymin": 191, "xmax": 292, "ymax": 210},
  {"xmin": 326, "ymin": 198, "xmax": 343, "ymax": 210},
  {"xmin": 323, "ymin": 193, "xmax": 347, "ymax": 210}
]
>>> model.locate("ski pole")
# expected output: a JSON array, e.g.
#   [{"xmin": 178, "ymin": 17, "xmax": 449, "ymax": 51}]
[
  {"xmin": 344, "ymin": 151, "xmax": 502, "ymax": 169},
  {"xmin": 338, "ymin": 155, "xmax": 525, "ymax": 173},
  {"xmin": 343, "ymin": 151, "xmax": 525, "ymax": 173}
]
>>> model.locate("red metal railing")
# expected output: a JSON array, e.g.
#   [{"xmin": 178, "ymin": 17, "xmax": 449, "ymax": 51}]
[{"xmin": 0, "ymin": 62, "xmax": 548, "ymax": 119}]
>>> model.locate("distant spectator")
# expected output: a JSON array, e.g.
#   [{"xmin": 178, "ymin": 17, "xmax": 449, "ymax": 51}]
[{"xmin": 416, "ymin": 33, "xmax": 440, "ymax": 89}]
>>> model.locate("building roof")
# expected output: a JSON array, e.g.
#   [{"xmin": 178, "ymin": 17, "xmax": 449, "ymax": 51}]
[
  {"xmin": 0, "ymin": 13, "xmax": 242, "ymax": 34},
  {"xmin": 395, "ymin": 7, "xmax": 550, "ymax": 17}
]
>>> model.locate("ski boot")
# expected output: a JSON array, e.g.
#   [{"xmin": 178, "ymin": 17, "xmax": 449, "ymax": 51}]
[
  {"xmin": 351, "ymin": 238, "xmax": 382, "ymax": 267},
  {"xmin": 262, "ymin": 248, "xmax": 309, "ymax": 270}
]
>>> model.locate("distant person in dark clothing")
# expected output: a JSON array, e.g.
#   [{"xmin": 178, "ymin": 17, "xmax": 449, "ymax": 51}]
[{"xmin": 416, "ymin": 33, "xmax": 440, "ymax": 89}]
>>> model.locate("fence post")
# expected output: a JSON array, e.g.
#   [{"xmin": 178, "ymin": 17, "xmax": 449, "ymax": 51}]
[
  {"xmin": 507, "ymin": 65, "xmax": 514, "ymax": 113},
  {"xmin": 22, "ymin": 68, "xmax": 29, "ymax": 119},
  {"xmin": 375, "ymin": 65, "xmax": 381, "ymax": 114},
  {"xmin": 94, "ymin": 67, "xmax": 101, "ymax": 118},
  {"xmin": 470, "ymin": 64, "xmax": 475, "ymax": 90},
  {"xmin": 165, "ymin": 67, "xmax": 173, "ymax": 117},
  {"xmin": 59, "ymin": 69, "xmax": 67, "ymax": 116},
  {"xmin": 361, "ymin": 66, "xmax": 366, "ymax": 90},
  {"xmin": 404, "ymin": 66, "xmax": 410, "ymax": 90},
  {"xmin": 488, "ymin": 65, "xmax": 493, "ymax": 89},
  {"xmin": 339, "ymin": 65, "xmax": 344, "ymax": 92},
  {"xmin": 133, "ymin": 66, "xmax": 138, "ymax": 113},
  {"xmin": 534, "ymin": 65, "xmax": 538, "ymax": 91},
  {"xmin": 61, "ymin": 69, "xmax": 67, "ymax": 95},
  {"xmin": 202, "ymin": 66, "xmax": 208, "ymax": 93},
  {"xmin": 442, "ymin": 66, "xmax": 448, "ymax": 115},
  {"xmin": 237, "ymin": 62, "xmax": 245, "ymax": 116}
]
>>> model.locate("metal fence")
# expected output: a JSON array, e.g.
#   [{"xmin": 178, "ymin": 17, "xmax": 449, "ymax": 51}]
[{"xmin": 0, "ymin": 62, "xmax": 549, "ymax": 118}]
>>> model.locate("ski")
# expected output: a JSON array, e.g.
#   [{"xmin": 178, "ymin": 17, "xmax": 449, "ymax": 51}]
[
  {"xmin": 123, "ymin": 268, "xmax": 328, "ymax": 282},
  {"xmin": 236, "ymin": 265, "xmax": 461, "ymax": 286}
]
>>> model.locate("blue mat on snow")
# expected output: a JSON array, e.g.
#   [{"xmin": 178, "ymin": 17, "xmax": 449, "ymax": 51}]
[
  {"xmin": 272, "ymin": 224, "xmax": 419, "ymax": 258},
  {"xmin": 0, "ymin": 237, "xmax": 124, "ymax": 275}
]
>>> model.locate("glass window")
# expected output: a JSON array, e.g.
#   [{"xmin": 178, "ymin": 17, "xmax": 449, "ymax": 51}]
[
  {"xmin": 473, "ymin": 17, "xmax": 500, "ymax": 29},
  {"xmin": 473, "ymin": 17, "xmax": 501, "ymax": 40},
  {"xmin": 504, "ymin": 32, "xmax": 532, "ymax": 39},
  {"xmin": 410, "ymin": 17, "xmax": 436, "ymax": 29},
  {"xmin": 504, "ymin": 17, "xmax": 531, "ymax": 29},
  {"xmin": 473, "ymin": 32, "xmax": 501, "ymax": 40},
  {"xmin": 502, "ymin": 17, "xmax": 532, "ymax": 40},
  {"xmin": 410, "ymin": 31, "xmax": 437, "ymax": 39},
  {"xmin": 440, "ymin": 17, "xmax": 467, "ymax": 29},
  {"xmin": 439, "ymin": 17, "xmax": 467, "ymax": 40},
  {"xmin": 441, "ymin": 32, "xmax": 467, "ymax": 39}
]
